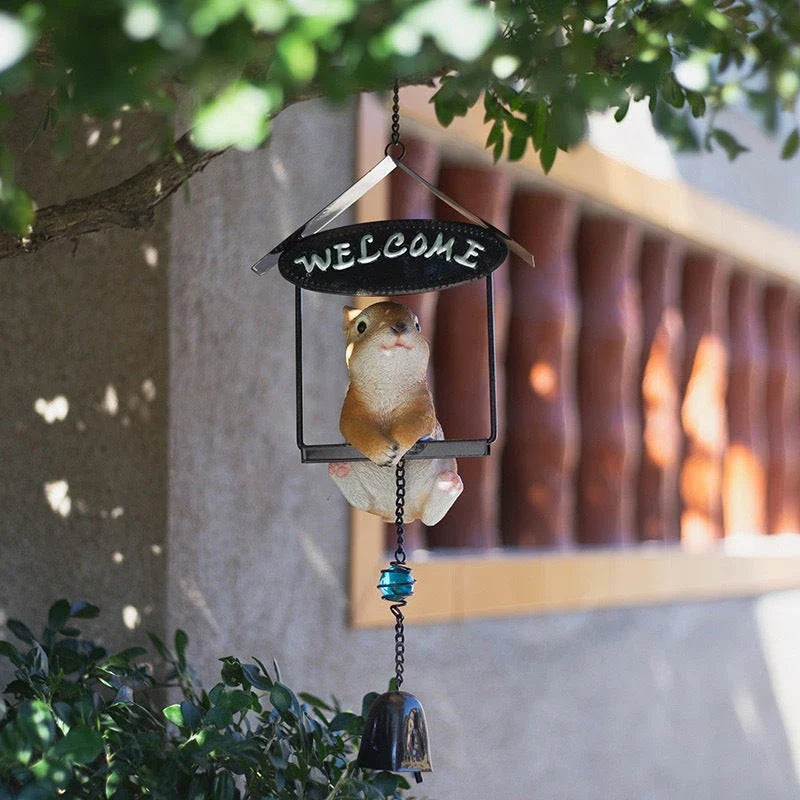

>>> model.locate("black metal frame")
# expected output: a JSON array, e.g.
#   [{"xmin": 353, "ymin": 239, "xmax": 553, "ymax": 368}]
[{"xmin": 295, "ymin": 279, "xmax": 498, "ymax": 463}]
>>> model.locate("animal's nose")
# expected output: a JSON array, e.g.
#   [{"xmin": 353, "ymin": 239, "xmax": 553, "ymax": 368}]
[{"xmin": 390, "ymin": 321, "xmax": 408, "ymax": 335}]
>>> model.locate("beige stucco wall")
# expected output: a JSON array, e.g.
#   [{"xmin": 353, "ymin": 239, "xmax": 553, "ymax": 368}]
[{"xmin": 3, "ymin": 94, "xmax": 800, "ymax": 798}]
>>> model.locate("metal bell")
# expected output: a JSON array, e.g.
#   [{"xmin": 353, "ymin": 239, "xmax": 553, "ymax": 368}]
[{"xmin": 357, "ymin": 691, "xmax": 432, "ymax": 783}]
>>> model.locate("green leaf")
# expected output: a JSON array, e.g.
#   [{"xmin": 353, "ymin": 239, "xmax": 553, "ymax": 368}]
[
  {"xmin": 508, "ymin": 132, "xmax": 527, "ymax": 161},
  {"xmin": 485, "ymin": 120, "xmax": 503, "ymax": 149},
  {"xmin": 212, "ymin": 771, "xmax": 236, "ymax": 800},
  {"xmin": 162, "ymin": 703, "xmax": 184, "ymax": 726},
  {"xmin": 361, "ymin": 692, "xmax": 379, "ymax": 719},
  {"xmin": 51, "ymin": 725, "xmax": 102, "ymax": 764},
  {"xmin": 114, "ymin": 646, "xmax": 146, "ymax": 662},
  {"xmin": 661, "ymin": 74, "xmax": 685, "ymax": 109},
  {"xmin": 711, "ymin": 128, "xmax": 749, "ymax": 160},
  {"xmin": 193, "ymin": 82, "xmax": 277, "ymax": 151},
  {"xmin": 106, "ymin": 768, "xmax": 123, "ymax": 798},
  {"xmin": 7, "ymin": 619, "xmax": 34, "ymax": 644},
  {"xmin": 30, "ymin": 757, "xmax": 71, "ymax": 788},
  {"xmin": 0, "ymin": 640, "xmax": 23, "ymax": 665},
  {"xmin": 614, "ymin": 100, "xmax": 630, "ymax": 122},
  {"xmin": 528, "ymin": 101, "xmax": 548, "ymax": 150},
  {"xmin": 147, "ymin": 632, "xmax": 169, "ymax": 659},
  {"xmin": 492, "ymin": 127, "xmax": 504, "ymax": 162},
  {"xmin": 70, "ymin": 601, "xmax": 100, "ymax": 619},
  {"xmin": 328, "ymin": 711, "xmax": 362, "ymax": 735},
  {"xmin": 221, "ymin": 657, "xmax": 244, "ymax": 686},
  {"xmin": 242, "ymin": 662, "xmax": 273, "ymax": 690},
  {"xmin": 781, "ymin": 128, "xmax": 799, "ymax": 160},
  {"xmin": 179, "ymin": 700, "xmax": 202, "ymax": 728},
  {"xmin": 299, "ymin": 692, "xmax": 333, "ymax": 711},
  {"xmin": 686, "ymin": 91, "xmax": 706, "ymax": 118},
  {"xmin": 539, "ymin": 141, "xmax": 557, "ymax": 174},
  {"xmin": 174, "ymin": 629, "xmax": 188, "ymax": 667},
  {"xmin": 47, "ymin": 599, "xmax": 72, "ymax": 632},
  {"xmin": 270, "ymin": 683, "xmax": 295, "ymax": 717},
  {"xmin": 276, "ymin": 32, "xmax": 317, "ymax": 83},
  {"xmin": 17, "ymin": 700, "xmax": 56, "ymax": 751}
]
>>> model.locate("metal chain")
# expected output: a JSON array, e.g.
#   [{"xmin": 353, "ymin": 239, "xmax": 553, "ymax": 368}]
[
  {"xmin": 390, "ymin": 602, "xmax": 405, "ymax": 689},
  {"xmin": 384, "ymin": 79, "xmax": 406, "ymax": 159},
  {"xmin": 391, "ymin": 457, "xmax": 407, "ymax": 688},
  {"xmin": 394, "ymin": 458, "xmax": 406, "ymax": 564}
]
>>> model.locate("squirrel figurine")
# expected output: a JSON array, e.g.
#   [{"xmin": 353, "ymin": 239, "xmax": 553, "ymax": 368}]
[{"xmin": 328, "ymin": 301, "xmax": 463, "ymax": 526}]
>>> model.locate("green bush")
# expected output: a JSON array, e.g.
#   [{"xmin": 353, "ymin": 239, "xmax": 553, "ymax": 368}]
[{"xmin": 0, "ymin": 601, "xmax": 414, "ymax": 799}]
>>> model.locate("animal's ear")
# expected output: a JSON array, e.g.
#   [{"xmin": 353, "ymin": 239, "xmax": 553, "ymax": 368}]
[{"xmin": 342, "ymin": 306, "xmax": 361, "ymax": 335}]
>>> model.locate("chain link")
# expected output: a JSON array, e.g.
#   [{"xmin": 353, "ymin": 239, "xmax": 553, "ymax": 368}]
[
  {"xmin": 391, "ymin": 457, "xmax": 407, "ymax": 688},
  {"xmin": 390, "ymin": 602, "xmax": 405, "ymax": 689},
  {"xmin": 394, "ymin": 458, "xmax": 406, "ymax": 564},
  {"xmin": 384, "ymin": 79, "xmax": 406, "ymax": 159}
]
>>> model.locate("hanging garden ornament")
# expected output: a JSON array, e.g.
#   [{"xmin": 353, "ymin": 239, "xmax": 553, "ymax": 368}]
[{"xmin": 250, "ymin": 81, "xmax": 534, "ymax": 784}]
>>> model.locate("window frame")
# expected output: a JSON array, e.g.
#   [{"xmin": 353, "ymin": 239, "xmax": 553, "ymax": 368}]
[{"xmin": 348, "ymin": 91, "xmax": 800, "ymax": 630}]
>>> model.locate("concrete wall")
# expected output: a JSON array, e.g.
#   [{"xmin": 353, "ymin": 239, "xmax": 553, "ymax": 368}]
[
  {"xmin": 3, "ymin": 95, "xmax": 800, "ymax": 798},
  {"xmin": 0, "ymin": 97, "xmax": 169, "ymax": 653}
]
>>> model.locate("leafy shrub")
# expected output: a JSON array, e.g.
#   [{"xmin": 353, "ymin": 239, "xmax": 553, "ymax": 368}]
[{"xmin": 0, "ymin": 601, "xmax": 415, "ymax": 799}]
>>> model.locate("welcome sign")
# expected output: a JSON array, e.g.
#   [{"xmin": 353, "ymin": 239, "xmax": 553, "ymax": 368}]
[{"xmin": 278, "ymin": 219, "xmax": 508, "ymax": 295}]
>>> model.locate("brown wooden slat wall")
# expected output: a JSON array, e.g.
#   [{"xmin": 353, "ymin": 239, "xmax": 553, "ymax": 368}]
[
  {"xmin": 387, "ymin": 145, "xmax": 800, "ymax": 550},
  {"xmin": 502, "ymin": 193, "xmax": 579, "ymax": 548}
]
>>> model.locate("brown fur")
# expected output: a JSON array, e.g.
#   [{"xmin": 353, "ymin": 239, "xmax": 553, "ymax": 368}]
[{"xmin": 340, "ymin": 302, "xmax": 437, "ymax": 466}]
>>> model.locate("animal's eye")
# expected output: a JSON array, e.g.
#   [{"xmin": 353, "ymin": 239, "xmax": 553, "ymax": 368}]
[
  {"xmin": 357, "ymin": 321, "xmax": 367, "ymax": 334},
  {"xmin": 415, "ymin": 320, "xmax": 421, "ymax": 331}
]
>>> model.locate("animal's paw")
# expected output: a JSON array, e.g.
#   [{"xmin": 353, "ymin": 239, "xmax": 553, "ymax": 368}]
[
  {"xmin": 328, "ymin": 462, "xmax": 350, "ymax": 479},
  {"xmin": 376, "ymin": 440, "xmax": 401, "ymax": 467},
  {"xmin": 436, "ymin": 470, "xmax": 463, "ymax": 496}
]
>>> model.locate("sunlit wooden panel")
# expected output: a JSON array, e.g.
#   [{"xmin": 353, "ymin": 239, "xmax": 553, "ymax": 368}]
[
  {"xmin": 637, "ymin": 236, "xmax": 684, "ymax": 542},
  {"xmin": 680, "ymin": 254, "xmax": 730, "ymax": 548},
  {"xmin": 724, "ymin": 272, "xmax": 768, "ymax": 536},
  {"xmin": 764, "ymin": 285, "xmax": 800, "ymax": 534}
]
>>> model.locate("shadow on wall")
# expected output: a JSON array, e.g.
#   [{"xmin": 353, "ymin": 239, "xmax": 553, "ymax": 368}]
[{"xmin": 0, "ymin": 93, "xmax": 170, "ymax": 654}]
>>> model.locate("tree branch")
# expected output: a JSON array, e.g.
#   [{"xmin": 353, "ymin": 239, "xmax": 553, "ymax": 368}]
[
  {"xmin": 0, "ymin": 73, "xmax": 440, "ymax": 260},
  {"xmin": 0, "ymin": 132, "xmax": 223, "ymax": 259}
]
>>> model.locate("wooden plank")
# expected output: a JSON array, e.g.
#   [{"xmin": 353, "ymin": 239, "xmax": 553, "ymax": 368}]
[{"xmin": 352, "ymin": 546, "xmax": 800, "ymax": 628}]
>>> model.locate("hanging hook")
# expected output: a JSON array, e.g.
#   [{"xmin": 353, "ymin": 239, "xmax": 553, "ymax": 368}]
[{"xmin": 384, "ymin": 79, "xmax": 406, "ymax": 160}]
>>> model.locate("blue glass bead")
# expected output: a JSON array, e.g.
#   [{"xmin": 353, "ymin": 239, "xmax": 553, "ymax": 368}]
[{"xmin": 377, "ymin": 564, "xmax": 415, "ymax": 602}]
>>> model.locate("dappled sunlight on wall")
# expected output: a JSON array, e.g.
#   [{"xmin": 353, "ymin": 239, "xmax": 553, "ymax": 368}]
[
  {"xmin": 757, "ymin": 590, "xmax": 800, "ymax": 785},
  {"xmin": 0, "ymin": 90, "xmax": 170, "ymax": 652}
]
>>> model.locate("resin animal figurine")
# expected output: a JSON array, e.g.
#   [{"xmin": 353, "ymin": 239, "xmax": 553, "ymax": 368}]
[{"xmin": 328, "ymin": 301, "xmax": 463, "ymax": 525}]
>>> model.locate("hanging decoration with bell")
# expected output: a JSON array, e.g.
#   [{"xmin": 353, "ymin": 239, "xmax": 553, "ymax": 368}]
[
  {"xmin": 249, "ymin": 80, "xmax": 534, "ymax": 785},
  {"xmin": 356, "ymin": 458, "xmax": 432, "ymax": 783}
]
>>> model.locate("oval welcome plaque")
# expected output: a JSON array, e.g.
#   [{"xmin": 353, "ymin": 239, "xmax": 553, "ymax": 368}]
[{"xmin": 278, "ymin": 219, "xmax": 508, "ymax": 296}]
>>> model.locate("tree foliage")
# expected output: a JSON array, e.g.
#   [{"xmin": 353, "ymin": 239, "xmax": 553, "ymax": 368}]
[
  {"xmin": 0, "ymin": 600, "xmax": 413, "ymax": 799},
  {"xmin": 0, "ymin": 0, "xmax": 799, "ymax": 243}
]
